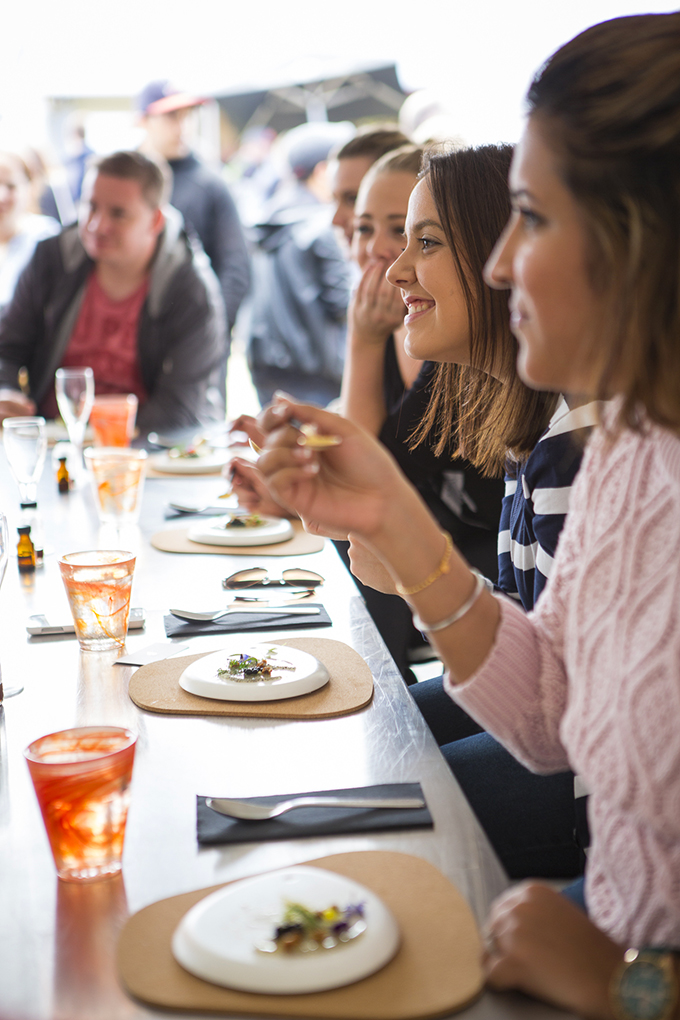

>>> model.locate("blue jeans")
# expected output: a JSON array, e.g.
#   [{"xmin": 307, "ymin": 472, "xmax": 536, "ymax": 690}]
[
  {"xmin": 412, "ymin": 677, "xmax": 584, "ymax": 880},
  {"xmin": 562, "ymin": 876, "xmax": 587, "ymax": 911}
]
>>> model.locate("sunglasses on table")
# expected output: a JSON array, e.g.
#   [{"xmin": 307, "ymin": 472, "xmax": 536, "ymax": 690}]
[{"xmin": 222, "ymin": 567, "xmax": 325, "ymax": 590}]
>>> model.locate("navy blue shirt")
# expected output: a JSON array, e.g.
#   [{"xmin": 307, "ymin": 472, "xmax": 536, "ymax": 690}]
[{"xmin": 497, "ymin": 399, "xmax": 599, "ymax": 611}]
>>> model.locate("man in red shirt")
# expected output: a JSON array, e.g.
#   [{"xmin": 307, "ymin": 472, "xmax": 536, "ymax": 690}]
[{"xmin": 0, "ymin": 151, "xmax": 226, "ymax": 432}]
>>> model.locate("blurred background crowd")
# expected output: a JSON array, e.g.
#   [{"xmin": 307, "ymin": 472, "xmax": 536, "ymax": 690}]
[{"xmin": 0, "ymin": 0, "xmax": 677, "ymax": 420}]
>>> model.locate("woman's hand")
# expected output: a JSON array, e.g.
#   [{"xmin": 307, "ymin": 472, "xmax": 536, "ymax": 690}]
[
  {"xmin": 349, "ymin": 259, "xmax": 406, "ymax": 347},
  {"xmin": 227, "ymin": 456, "xmax": 297, "ymax": 519},
  {"xmin": 484, "ymin": 883, "xmax": 623, "ymax": 1019},
  {"xmin": 259, "ymin": 394, "xmax": 501, "ymax": 684},
  {"xmin": 257, "ymin": 396, "xmax": 415, "ymax": 541},
  {"xmin": 228, "ymin": 414, "xmax": 266, "ymax": 451},
  {"xmin": 348, "ymin": 537, "xmax": 400, "ymax": 595}
]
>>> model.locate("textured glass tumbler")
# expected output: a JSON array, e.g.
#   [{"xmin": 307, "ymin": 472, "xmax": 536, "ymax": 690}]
[
  {"xmin": 84, "ymin": 447, "xmax": 146, "ymax": 524},
  {"xmin": 59, "ymin": 550, "xmax": 135, "ymax": 650},
  {"xmin": 89, "ymin": 395, "xmax": 138, "ymax": 448},
  {"xmin": 25, "ymin": 726, "xmax": 137, "ymax": 882}
]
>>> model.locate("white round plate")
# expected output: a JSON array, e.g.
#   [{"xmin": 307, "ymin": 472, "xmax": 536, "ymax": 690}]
[
  {"xmin": 179, "ymin": 643, "xmax": 329, "ymax": 702},
  {"xmin": 149, "ymin": 450, "xmax": 231, "ymax": 474},
  {"xmin": 187, "ymin": 515, "xmax": 294, "ymax": 547},
  {"xmin": 172, "ymin": 865, "xmax": 400, "ymax": 993}
]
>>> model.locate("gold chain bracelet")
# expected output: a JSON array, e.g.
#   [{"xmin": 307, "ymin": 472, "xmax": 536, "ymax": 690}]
[{"xmin": 395, "ymin": 532, "xmax": 453, "ymax": 596}]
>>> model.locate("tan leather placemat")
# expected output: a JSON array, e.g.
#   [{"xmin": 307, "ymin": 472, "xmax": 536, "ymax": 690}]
[
  {"xmin": 150, "ymin": 521, "xmax": 324, "ymax": 556},
  {"xmin": 128, "ymin": 637, "xmax": 373, "ymax": 719},
  {"xmin": 118, "ymin": 850, "xmax": 483, "ymax": 1019}
]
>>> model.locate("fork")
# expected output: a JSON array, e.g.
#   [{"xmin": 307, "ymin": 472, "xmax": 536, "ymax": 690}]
[{"xmin": 205, "ymin": 794, "xmax": 425, "ymax": 821}]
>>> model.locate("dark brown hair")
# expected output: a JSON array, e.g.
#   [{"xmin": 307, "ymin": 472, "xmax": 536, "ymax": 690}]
[
  {"xmin": 413, "ymin": 145, "xmax": 558, "ymax": 475},
  {"xmin": 526, "ymin": 13, "xmax": 680, "ymax": 434},
  {"xmin": 94, "ymin": 151, "xmax": 167, "ymax": 208}
]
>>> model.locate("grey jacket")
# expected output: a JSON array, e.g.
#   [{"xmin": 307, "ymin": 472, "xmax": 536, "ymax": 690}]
[
  {"xmin": 0, "ymin": 208, "xmax": 227, "ymax": 432},
  {"xmin": 246, "ymin": 187, "xmax": 350, "ymax": 383},
  {"xmin": 168, "ymin": 153, "xmax": 250, "ymax": 333}
]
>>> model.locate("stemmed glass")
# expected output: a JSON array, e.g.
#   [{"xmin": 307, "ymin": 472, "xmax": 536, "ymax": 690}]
[
  {"xmin": 2, "ymin": 417, "xmax": 47, "ymax": 504},
  {"xmin": 0, "ymin": 513, "xmax": 23, "ymax": 698},
  {"xmin": 55, "ymin": 367, "xmax": 95, "ymax": 473}
]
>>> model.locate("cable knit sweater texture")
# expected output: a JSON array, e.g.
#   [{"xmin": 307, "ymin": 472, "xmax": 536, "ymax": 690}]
[{"xmin": 449, "ymin": 421, "xmax": 680, "ymax": 947}]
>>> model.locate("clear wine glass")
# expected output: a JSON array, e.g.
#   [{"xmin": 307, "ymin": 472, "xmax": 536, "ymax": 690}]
[
  {"xmin": 55, "ymin": 367, "xmax": 95, "ymax": 471},
  {"xmin": 0, "ymin": 512, "xmax": 23, "ymax": 698},
  {"xmin": 2, "ymin": 417, "xmax": 47, "ymax": 504}
]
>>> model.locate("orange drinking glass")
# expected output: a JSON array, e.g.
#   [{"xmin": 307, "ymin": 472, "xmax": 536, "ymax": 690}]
[
  {"xmin": 89, "ymin": 394, "xmax": 138, "ymax": 447},
  {"xmin": 24, "ymin": 726, "xmax": 137, "ymax": 882}
]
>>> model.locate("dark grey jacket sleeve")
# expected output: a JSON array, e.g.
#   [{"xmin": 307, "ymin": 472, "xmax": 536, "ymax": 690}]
[
  {"xmin": 206, "ymin": 180, "xmax": 250, "ymax": 331},
  {"xmin": 0, "ymin": 250, "xmax": 51, "ymax": 393},
  {"xmin": 136, "ymin": 262, "xmax": 227, "ymax": 432}
]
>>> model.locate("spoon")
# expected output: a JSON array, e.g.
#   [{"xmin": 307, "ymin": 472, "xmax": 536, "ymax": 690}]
[
  {"xmin": 249, "ymin": 421, "xmax": 341, "ymax": 456},
  {"xmin": 169, "ymin": 606, "xmax": 321, "ymax": 622},
  {"xmin": 167, "ymin": 500, "xmax": 237, "ymax": 515},
  {"xmin": 205, "ymin": 794, "xmax": 425, "ymax": 821}
]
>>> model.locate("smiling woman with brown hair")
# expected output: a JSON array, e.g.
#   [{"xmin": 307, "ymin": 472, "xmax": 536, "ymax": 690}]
[
  {"xmin": 258, "ymin": 12, "xmax": 680, "ymax": 1015},
  {"xmin": 404, "ymin": 145, "xmax": 559, "ymax": 476}
]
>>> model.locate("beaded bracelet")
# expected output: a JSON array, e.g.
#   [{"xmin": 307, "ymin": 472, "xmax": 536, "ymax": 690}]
[
  {"xmin": 395, "ymin": 532, "xmax": 453, "ymax": 596},
  {"xmin": 411, "ymin": 569, "xmax": 486, "ymax": 633}
]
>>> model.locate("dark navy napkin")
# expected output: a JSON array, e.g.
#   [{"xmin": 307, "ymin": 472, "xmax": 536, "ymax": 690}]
[
  {"xmin": 197, "ymin": 782, "xmax": 432, "ymax": 845},
  {"xmin": 164, "ymin": 604, "xmax": 331, "ymax": 637}
]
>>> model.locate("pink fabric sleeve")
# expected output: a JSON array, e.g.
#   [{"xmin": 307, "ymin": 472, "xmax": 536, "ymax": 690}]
[
  {"xmin": 444, "ymin": 429, "xmax": 599, "ymax": 774},
  {"xmin": 445, "ymin": 594, "xmax": 571, "ymax": 774}
]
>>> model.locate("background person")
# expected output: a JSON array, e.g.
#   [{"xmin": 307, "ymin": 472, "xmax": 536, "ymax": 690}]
[
  {"xmin": 340, "ymin": 144, "xmax": 506, "ymax": 681},
  {"xmin": 0, "ymin": 151, "xmax": 59, "ymax": 311},
  {"xmin": 328, "ymin": 125, "xmax": 409, "ymax": 248},
  {"xmin": 138, "ymin": 80, "xmax": 250, "ymax": 340},
  {"xmin": 0, "ymin": 150, "xmax": 226, "ymax": 432},
  {"xmin": 245, "ymin": 121, "xmax": 354, "ymax": 407}
]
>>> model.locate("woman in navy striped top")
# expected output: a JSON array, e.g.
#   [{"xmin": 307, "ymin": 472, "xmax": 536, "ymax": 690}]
[{"xmin": 365, "ymin": 146, "xmax": 596, "ymax": 880}]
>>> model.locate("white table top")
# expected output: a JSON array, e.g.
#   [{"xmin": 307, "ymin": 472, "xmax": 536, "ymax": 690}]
[{"xmin": 0, "ymin": 457, "xmax": 567, "ymax": 1020}]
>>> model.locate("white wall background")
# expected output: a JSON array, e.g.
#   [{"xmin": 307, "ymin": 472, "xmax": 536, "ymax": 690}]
[{"xmin": 1, "ymin": 0, "xmax": 678, "ymax": 153}]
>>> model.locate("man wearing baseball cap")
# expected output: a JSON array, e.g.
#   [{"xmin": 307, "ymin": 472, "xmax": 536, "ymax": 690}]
[{"xmin": 138, "ymin": 81, "xmax": 249, "ymax": 340}]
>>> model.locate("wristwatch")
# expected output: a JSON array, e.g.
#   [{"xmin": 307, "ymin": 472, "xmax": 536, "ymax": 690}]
[{"xmin": 610, "ymin": 948, "xmax": 678, "ymax": 1020}]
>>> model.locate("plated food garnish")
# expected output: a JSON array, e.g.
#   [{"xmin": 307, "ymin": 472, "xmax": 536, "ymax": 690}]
[
  {"xmin": 257, "ymin": 901, "xmax": 366, "ymax": 954},
  {"xmin": 222, "ymin": 513, "xmax": 264, "ymax": 529},
  {"xmin": 187, "ymin": 513, "xmax": 294, "ymax": 547},
  {"xmin": 171, "ymin": 864, "xmax": 399, "ymax": 993},
  {"xmin": 179, "ymin": 642, "xmax": 330, "ymax": 702},
  {"xmin": 217, "ymin": 650, "xmax": 295, "ymax": 682},
  {"xmin": 168, "ymin": 438, "xmax": 208, "ymax": 459}
]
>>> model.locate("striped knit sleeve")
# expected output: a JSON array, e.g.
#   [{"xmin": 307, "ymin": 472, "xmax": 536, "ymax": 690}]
[{"xmin": 497, "ymin": 400, "xmax": 599, "ymax": 611}]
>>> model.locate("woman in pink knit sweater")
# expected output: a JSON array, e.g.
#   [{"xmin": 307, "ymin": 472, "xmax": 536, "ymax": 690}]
[{"xmin": 258, "ymin": 13, "xmax": 680, "ymax": 1018}]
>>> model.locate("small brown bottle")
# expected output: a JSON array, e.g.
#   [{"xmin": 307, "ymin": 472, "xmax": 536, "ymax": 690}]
[
  {"xmin": 17, "ymin": 526, "xmax": 36, "ymax": 573},
  {"xmin": 57, "ymin": 457, "xmax": 70, "ymax": 493},
  {"xmin": 19, "ymin": 503, "xmax": 43, "ymax": 567}
]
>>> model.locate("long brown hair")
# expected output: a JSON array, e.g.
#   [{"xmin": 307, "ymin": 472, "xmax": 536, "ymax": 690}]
[
  {"xmin": 413, "ymin": 145, "xmax": 558, "ymax": 475},
  {"xmin": 527, "ymin": 13, "xmax": 680, "ymax": 434}
]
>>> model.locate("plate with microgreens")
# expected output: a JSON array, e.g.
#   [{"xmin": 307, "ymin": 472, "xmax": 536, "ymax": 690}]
[
  {"xmin": 149, "ymin": 444, "xmax": 232, "ymax": 474},
  {"xmin": 172, "ymin": 864, "xmax": 400, "ymax": 993},
  {"xmin": 179, "ymin": 642, "xmax": 330, "ymax": 702},
  {"xmin": 187, "ymin": 514, "xmax": 294, "ymax": 546}
]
